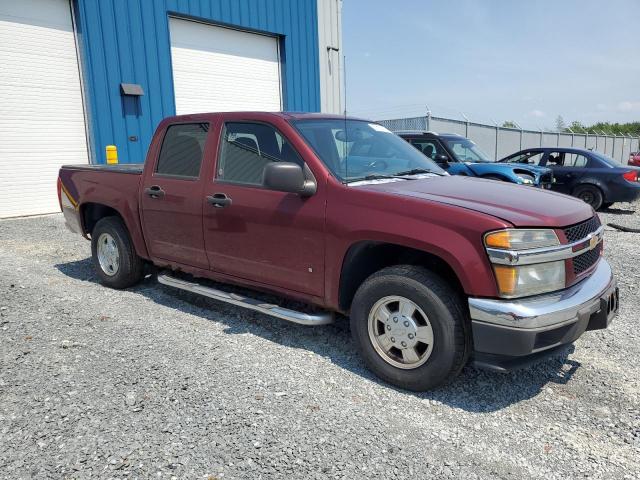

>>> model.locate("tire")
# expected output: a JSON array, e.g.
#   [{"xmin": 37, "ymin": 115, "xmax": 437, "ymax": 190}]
[
  {"xmin": 573, "ymin": 184, "xmax": 603, "ymax": 210},
  {"xmin": 91, "ymin": 216, "xmax": 144, "ymax": 289},
  {"xmin": 350, "ymin": 265, "xmax": 470, "ymax": 391}
]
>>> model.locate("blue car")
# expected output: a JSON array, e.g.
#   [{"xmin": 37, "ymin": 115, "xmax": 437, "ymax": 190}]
[
  {"xmin": 398, "ymin": 131, "xmax": 554, "ymax": 187},
  {"xmin": 500, "ymin": 147, "xmax": 640, "ymax": 210}
]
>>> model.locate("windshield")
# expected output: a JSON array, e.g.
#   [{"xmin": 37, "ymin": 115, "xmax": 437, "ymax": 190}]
[
  {"xmin": 443, "ymin": 138, "xmax": 493, "ymax": 162},
  {"xmin": 591, "ymin": 151, "xmax": 621, "ymax": 167},
  {"xmin": 291, "ymin": 119, "xmax": 444, "ymax": 182}
]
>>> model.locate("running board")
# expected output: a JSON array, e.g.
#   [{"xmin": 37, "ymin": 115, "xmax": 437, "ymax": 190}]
[{"xmin": 157, "ymin": 273, "xmax": 334, "ymax": 326}]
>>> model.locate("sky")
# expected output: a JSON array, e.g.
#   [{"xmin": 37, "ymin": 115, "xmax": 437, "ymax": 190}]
[{"xmin": 342, "ymin": 0, "xmax": 640, "ymax": 129}]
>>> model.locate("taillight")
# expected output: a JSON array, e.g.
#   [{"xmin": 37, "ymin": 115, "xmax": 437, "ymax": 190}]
[
  {"xmin": 622, "ymin": 170, "xmax": 638, "ymax": 182},
  {"xmin": 57, "ymin": 177, "xmax": 63, "ymax": 210}
]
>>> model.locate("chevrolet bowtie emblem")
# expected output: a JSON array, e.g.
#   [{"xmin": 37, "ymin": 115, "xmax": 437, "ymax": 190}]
[{"xmin": 589, "ymin": 235, "xmax": 598, "ymax": 250}]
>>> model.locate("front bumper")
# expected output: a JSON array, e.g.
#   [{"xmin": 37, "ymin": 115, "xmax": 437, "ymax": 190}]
[{"xmin": 468, "ymin": 259, "xmax": 618, "ymax": 372}]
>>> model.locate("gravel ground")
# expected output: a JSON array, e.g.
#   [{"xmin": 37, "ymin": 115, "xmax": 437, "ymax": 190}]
[{"xmin": 1, "ymin": 203, "xmax": 639, "ymax": 479}]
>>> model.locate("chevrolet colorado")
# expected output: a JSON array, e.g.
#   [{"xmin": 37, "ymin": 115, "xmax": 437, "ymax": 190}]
[{"xmin": 58, "ymin": 112, "xmax": 619, "ymax": 391}]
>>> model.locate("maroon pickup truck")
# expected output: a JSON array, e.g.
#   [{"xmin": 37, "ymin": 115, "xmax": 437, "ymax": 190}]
[{"xmin": 58, "ymin": 112, "xmax": 619, "ymax": 390}]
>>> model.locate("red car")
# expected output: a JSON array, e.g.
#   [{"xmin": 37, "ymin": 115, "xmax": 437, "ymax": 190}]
[
  {"xmin": 58, "ymin": 112, "xmax": 618, "ymax": 390},
  {"xmin": 629, "ymin": 152, "xmax": 640, "ymax": 167}
]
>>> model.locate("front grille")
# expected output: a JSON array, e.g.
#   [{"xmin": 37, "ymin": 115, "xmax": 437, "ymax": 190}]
[
  {"xmin": 573, "ymin": 242, "xmax": 602, "ymax": 275},
  {"xmin": 563, "ymin": 216, "xmax": 601, "ymax": 243}
]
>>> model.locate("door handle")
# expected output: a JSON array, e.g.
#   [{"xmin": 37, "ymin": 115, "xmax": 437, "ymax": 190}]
[
  {"xmin": 144, "ymin": 185, "xmax": 165, "ymax": 199},
  {"xmin": 206, "ymin": 193, "xmax": 232, "ymax": 208}
]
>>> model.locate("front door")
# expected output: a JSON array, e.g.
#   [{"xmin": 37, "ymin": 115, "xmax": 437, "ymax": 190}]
[
  {"xmin": 140, "ymin": 122, "xmax": 210, "ymax": 269},
  {"xmin": 202, "ymin": 121, "xmax": 326, "ymax": 297}
]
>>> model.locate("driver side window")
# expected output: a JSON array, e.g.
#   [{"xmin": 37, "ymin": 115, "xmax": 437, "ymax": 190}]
[{"xmin": 217, "ymin": 122, "xmax": 303, "ymax": 186}]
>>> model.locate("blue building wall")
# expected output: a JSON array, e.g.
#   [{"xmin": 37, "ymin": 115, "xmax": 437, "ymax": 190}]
[{"xmin": 73, "ymin": 0, "xmax": 321, "ymax": 164}]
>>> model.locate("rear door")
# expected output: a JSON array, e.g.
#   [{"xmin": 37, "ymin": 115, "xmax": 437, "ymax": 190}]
[
  {"xmin": 140, "ymin": 122, "xmax": 211, "ymax": 268},
  {"xmin": 542, "ymin": 151, "xmax": 589, "ymax": 193},
  {"xmin": 202, "ymin": 119, "xmax": 326, "ymax": 297}
]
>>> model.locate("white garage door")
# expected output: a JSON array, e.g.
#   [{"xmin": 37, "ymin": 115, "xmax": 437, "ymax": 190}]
[
  {"xmin": 169, "ymin": 18, "xmax": 282, "ymax": 115},
  {"xmin": 0, "ymin": 0, "xmax": 88, "ymax": 218}
]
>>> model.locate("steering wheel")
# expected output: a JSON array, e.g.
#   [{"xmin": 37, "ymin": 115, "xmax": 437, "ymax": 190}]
[{"xmin": 366, "ymin": 159, "xmax": 389, "ymax": 169}]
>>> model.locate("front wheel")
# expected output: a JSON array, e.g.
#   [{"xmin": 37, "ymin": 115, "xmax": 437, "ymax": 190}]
[
  {"xmin": 91, "ymin": 216, "xmax": 144, "ymax": 289},
  {"xmin": 350, "ymin": 265, "xmax": 470, "ymax": 391}
]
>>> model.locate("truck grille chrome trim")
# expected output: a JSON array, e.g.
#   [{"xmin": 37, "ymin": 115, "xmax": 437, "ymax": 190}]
[
  {"xmin": 157, "ymin": 273, "xmax": 334, "ymax": 326},
  {"xmin": 486, "ymin": 226, "xmax": 604, "ymax": 266}
]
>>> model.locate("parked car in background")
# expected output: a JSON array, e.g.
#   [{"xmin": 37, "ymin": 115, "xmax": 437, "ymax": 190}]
[
  {"xmin": 398, "ymin": 131, "xmax": 554, "ymax": 187},
  {"xmin": 500, "ymin": 147, "xmax": 640, "ymax": 210},
  {"xmin": 629, "ymin": 152, "xmax": 640, "ymax": 167},
  {"xmin": 58, "ymin": 113, "xmax": 618, "ymax": 391}
]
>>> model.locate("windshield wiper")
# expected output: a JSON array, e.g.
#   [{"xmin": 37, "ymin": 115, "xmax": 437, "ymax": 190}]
[
  {"xmin": 394, "ymin": 168, "xmax": 444, "ymax": 177},
  {"xmin": 363, "ymin": 174, "xmax": 412, "ymax": 181}
]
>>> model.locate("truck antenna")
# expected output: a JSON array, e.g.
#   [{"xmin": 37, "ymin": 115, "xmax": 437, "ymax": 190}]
[{"xmin": 343, "ymin": 54, "xmax": 348, "ymax": 185}]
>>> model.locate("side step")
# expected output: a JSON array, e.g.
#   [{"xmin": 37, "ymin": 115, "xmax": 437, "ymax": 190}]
[{"xmin": 157, "ymin": 273, "xmax": 334, "ymax": 326}]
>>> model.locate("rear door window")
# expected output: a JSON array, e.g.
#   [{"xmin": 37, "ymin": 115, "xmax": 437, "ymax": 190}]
[
  {"xmin": 156, "ymin": 123, "xmax": 209, "ymax": 178},
  {"xmin": 507, "ymin": 151, "xmax": 544, "ymax": 165},
  {"xmin": 563, "ymin": 153, "xmax": 589, "ymax": 167},
  {"xmin": 407, "ymin": 139, "xmax": 449, "ymax": 161}
]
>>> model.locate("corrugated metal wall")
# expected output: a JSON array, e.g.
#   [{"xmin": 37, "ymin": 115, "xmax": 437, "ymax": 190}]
[
  {"xmin": 317, "ymin": 0, "xmax": 342, "ymax": 114},
  {"xmin": 73, "ymin": 0, "xmax": 321, "ymax": 164}
]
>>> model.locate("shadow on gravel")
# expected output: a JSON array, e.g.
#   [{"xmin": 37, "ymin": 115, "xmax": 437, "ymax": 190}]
[
  {"xmin": 600, "ymin": 207, "xmax": 635, "ymax": 215},
  {"xmin": 56, "ymin": 257, "xmax": 582, "ymax": 413}
]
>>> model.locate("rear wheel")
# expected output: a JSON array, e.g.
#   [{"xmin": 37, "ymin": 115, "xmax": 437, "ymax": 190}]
[
  {"xmin": 91, "ymin": 216, "xmax": 144, "ymax": 289},
  {"xmin": 350, "ymin": 265, "xmax": 469, "ymax": 391},
  {"xmin": 574, "ymin": 184, "xmax": 603, "ymax": 210}
]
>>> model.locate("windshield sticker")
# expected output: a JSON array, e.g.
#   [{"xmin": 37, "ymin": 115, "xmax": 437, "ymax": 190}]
[{"xmin": 369, "ymin": 123, "xmax": 392, "ymax": 133}]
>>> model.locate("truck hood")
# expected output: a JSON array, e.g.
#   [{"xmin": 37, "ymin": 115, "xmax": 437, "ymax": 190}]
[{"xmin": 360, "ymin": 175, "xmax": 593, "ymax": 227}]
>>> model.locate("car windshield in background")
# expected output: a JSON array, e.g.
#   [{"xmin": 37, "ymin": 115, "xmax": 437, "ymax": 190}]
[
  {"xmin": 591, "ymin": 151, "xmax": 622, "ymax": 167},
  {"xmin": 444, "ymin": 138, "xmax": 494, "ymax": 163},
  {"xmin": 292, "ymin": 119, "xmax": 444, "ymax": 182}
]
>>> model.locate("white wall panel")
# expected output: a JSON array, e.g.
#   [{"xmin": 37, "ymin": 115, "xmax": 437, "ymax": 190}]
[
  {"xmin": 169, "ymin": 18, "xmax": 282, "ymax": 115},
  {"xmin": 0, "ymin": 0, "xmax": 88, "ymax": 218}
]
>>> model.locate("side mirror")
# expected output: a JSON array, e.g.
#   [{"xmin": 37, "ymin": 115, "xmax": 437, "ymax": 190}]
[
  {"xmin": 263, "ymin": 162, "xmax": 317, "ymax": 197},
  {"xmin": 435, "ymin": 154, "xmax": 450, "ymax": 167}
]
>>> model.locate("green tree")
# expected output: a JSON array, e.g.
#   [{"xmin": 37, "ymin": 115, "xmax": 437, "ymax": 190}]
[
  {"xmin": 502, "ymin": 121, "xmax": 518, "ymax": 128},
  {"xmin": 568, "ymin": 121, "xmax": 587, "ymax": 133},
  {"xmin": 555, "ymin": 115, "xmax": 566, "ymax": 132}
]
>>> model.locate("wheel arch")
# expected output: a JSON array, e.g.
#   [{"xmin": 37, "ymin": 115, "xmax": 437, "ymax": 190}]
[
  {"xmin": 80, "ymin": 202, "xmax": 149, "ymax": 259},
  {"xmin": 572, "ymin": 179, "xmax": 608, "ymax": 197},
  {"xmin": 338, "ymin": 241, "xmax": 466, "ymax": 313}
]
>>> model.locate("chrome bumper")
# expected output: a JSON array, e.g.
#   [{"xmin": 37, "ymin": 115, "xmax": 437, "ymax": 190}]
[{"xmin": 469, "ymin": 259, "xmax": 618, "ymax": 361}]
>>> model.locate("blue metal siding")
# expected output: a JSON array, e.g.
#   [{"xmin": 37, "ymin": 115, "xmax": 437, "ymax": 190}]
[{"xmin": 73, "ymin": 0, "xmax": 321, "ymax": 164}]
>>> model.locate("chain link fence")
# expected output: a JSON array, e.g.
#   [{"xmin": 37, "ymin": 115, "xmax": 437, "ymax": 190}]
[{"xmin": 378, "ymin": 115, "xmax": 640, "ymax": 163}]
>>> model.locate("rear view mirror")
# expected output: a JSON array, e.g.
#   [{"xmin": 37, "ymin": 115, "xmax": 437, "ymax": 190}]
[{"xmin": 263, "ymin": 162, "xmax": 316, "ymax": 197}]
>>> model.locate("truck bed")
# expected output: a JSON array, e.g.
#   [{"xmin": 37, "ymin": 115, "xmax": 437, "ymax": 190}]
[{"xmin": 60, "ymin": 163, "xmax": 144, "ymax": 174}]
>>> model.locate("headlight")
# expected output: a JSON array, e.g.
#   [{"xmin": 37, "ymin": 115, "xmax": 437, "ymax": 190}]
[
  {"xmin": 493, "ymin": 261, "xmax": 565, "ymax": 298},
  {"xmin": 485, "ymin": 229, "xmax": 559, "ymax": 250},
  {"xmin": 485, "ymin": 229, "xmax": 564, "ymax": 298}
]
